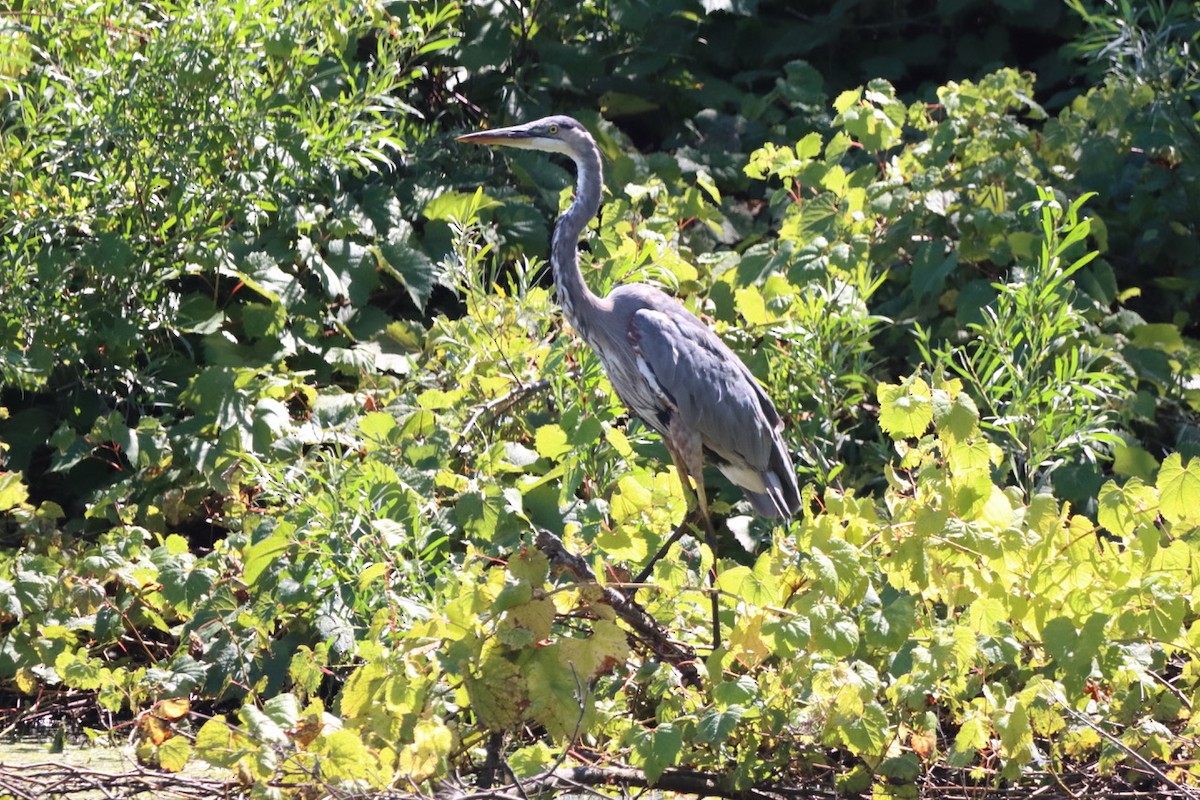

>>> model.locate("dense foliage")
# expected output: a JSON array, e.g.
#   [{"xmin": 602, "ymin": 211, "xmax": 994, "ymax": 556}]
[{"xmin": 1, "ymin": 0, "xmax": 1199, "ymax": 796}]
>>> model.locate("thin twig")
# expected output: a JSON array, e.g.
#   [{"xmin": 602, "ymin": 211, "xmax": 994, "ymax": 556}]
[{"xmin": 1047, "ymin": 691, "xmax": 1200, "ymax": 799}]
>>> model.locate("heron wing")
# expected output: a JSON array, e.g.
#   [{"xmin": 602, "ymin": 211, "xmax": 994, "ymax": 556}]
[{"xmin": 628, "ymin": 307, "xmax": 782, "ymax": 478}]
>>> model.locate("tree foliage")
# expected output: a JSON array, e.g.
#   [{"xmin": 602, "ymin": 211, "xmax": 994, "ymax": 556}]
[{"xmin": 1, "ymin": 0, "xmax": 1199, "ymax": 796}]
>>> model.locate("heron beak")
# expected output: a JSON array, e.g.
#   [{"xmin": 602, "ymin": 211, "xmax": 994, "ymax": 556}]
[{"xmin": 456, "ymin": 123, "xmax": 541, "ymax": 148}]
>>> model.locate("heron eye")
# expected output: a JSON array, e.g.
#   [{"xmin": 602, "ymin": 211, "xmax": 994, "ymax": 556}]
[{"xmin": 548, "ymin": 124, "xmax": 559, "ymax": 134}]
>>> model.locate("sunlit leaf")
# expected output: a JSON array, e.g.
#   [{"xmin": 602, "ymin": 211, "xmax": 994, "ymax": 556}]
[
  {"xmin": 1157, "ymin": 453, "xmax": 1200, "ymax": 526},
  {"xmin": 878, "ymin": 378, "xmax": 933, "ymax": 439}
]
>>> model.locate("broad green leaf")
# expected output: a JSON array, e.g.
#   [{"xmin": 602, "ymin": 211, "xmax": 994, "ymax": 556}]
[
  {"xmin": 595, "ymin": 525, "xmax": 649, "ymax": 562},
  {"xmin": 715, "ymin": 561, "xmax": 778, "ymax": 608},
  {"xmin": 735, "ymin": 286, "xmax": 770, "ymax": 326},
  {"xmin": 634, "ymin": 723, "xmax": 683, "ymax": 784},
  {"xmin": 320, "ymin": 729, "xmax": 384, "ymax": 784},
  {"xmin": 526, "ymin": 647, "xmax": 589, "ymax": 741},
  {"xmin": 378, "ymin": 228, "xmax": 436, "ymax": 308},
  {"xmin": 795, "ymin": 131, "xmax": 824, "ymax": 159},
  {"xmin": 949, "ymin": 714, "xmax": 989, "ymax": 766},
  {"xmin": 997, "ymin": 699, "xmax": 1032, "ymax": 757},
  {"xmin": 501, "ymin": 597, "xmax": 555, "ymax": 646},
  {"xmin": 194, "ymin": 716, "xmax": 253, "ymax": 768},
  {"xmin": 156, "ymin": 735, "xmax": 192, "ymax": 773},
  {"xmin": 878, "ymin": 378, "xmax": 933, "ymax": 439},
  {"xmin": 1131, "ymin": 323, "xmax": 1184, "ymax": 353},
  {"xmin": 263, "ymin": 693, "xmax": 300, "ymax": 731},
  {"xmin": 534, "ymin": 424, "xmax": 572, "ymax": 460},
  {"xmin": 240, "ymin": 704, "xmax": 288, "ymax": 745},
  {"xmin": 1157, "ymin": 453, "xmax": 1200, "ymax": 526},
  {"xmin": 811, "ymin": 609, "xmax": 859, "ymax": 658},
  {"xmin": 508, "ymin": 741, "xmax": 555, "ymax": 779},
  {"xmin": 712, "ymin": 676, "xmax": 758, "ymax": 707},
  {"xmin": 242, "ymin": 530, "xmax": 292, "ymax": 588},
  {"xmin": 696, "ymin": 706, "xmax": 744, "ymax": 745},
  {"xmin": 840, "ymin": 701, "xmax": 890, "ymax": 756},
  {"xmin": 557, "ymin": 617, "xmax": 629, "ymax": 679},
  {"xmin": 464, "ymin": 651, "xmax": 526, "ymax": 732},
  {"xmin": 1097, "ymin": 478, "xmax": 1158, "ymax": 538},
  {"xmin": 423, "ymin": 187, "xmax": 501, "ymax": 222}
]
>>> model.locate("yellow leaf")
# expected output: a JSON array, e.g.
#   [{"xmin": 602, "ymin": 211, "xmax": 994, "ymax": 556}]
[
  {"xmin": 398, "ymin": 717, "xmax": 453, "ymax": 783},
  {"xmin": 156, "ymin": 697, "xmax": 191, "ymax": 720},
  {"xmin": 0, "ymin": 471, "xmax": 28, "ymax": 512},
  {"xmin": 735, "ymin": 285, "xmax": 770, "ymax": 326},
  {"xmin": 503, "ymin": 596, "xmax": 555, "ymax": 642},
  {"xmin": 558, "ymin": 617, "xmax": 629, "ymax": 679},
  {"xmin": 595, "ymin": 524, "xmax": 648, "ymax": 563},
  {"xmin": 979, "ymin": 486, "xmax": 1015, "ymax": 530}
]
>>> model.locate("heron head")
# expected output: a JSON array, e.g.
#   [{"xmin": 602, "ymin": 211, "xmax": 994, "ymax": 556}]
[{"xmin": 456, "ymin": 115, "xmax": 588, "ymax": 158}]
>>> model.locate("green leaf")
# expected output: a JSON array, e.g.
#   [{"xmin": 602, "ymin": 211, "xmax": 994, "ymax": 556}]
[
  {"xmin": 525, "ymin": 647, "xmax": 588, "ymax": 741},
  {"xmin": 194, "ymin": 716, "xmax": 253, "ymax": 769},
  {"xmin": 1156, "ymin": 453, "xmax": 1200, "ymax": 526},
  {"xmin": 949, "ymin": 714, "xmax": 989, "ymax": 766},
  {"xmin": 263, "ymin": 693, "xmax": 300, "ymax": 731},
  {"xmin": 910, "ymin": 243, "xmax": 958, "ymax": 302},
  {"xmin": 1130, "ymin": 323, "xmax": 1183, "ymax": 353},
  {"xmin": 696, "ymin": 706, "xmax": 744, "ymax": 745},
  {"xmin": 240, "ymin": 703, "xmax": 288, "ymax": 745},
  {"xmin": 378, "ymin": 228, "xmax": 436, "ymax": 308},
  {"xmin": 715, "ymin": 561, "xmax": 777, "ymax": 608},
  {"xmin": 423, "ymin": 188, "xmax": 501, "ymax": 223},
  {"xmin": 840, "ymin": 702, "xmax": 890, "ymax": 756},
  {"xmin": 320, "ymin": 729, "xmax": 383, "ymax": 783},
  {"xmin": 156, "ymin": 735, "xmax": 192, "ymax": 773},
  {"xmin": 509, "ymin": 741, "xmax": 555, "ymax": 779},
  {"xmin": 398, "ymin": 717, "xmax": 453, "ymax": 782},
  {"xmin": 243, "ymin": 530, "xmax": 292, "ymax": 588},
  {"xmin": 633, "ymin": 723, "xmax": 683, "ymax": 784},
  {"xmin": 811, "ymin": 607, "xmax": 859, "ymax": 657},
  {"xmin": 878, "ymin": 377, "xmax": 934, "ymax": 439},
  {"xmin": 997, "ymin": 699, "xmax": 1032, "ymax": 757},
  {"xmin": 1097, "ymin": 478, "xmax": 1158, "ymax": 538},
  {"xmin": 934, "ymin": 391, "xmax": 979, "ymax": 444},
  {"xmin": 533, "ymin": 424, "xmax": 572, "ymax": 460}
]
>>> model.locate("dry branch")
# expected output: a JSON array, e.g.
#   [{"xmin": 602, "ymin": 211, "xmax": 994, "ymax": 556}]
[
  {"xmin": 534, "ymin": 528, "xmax": 703, "ymax": 687},
  {"xmin": 0, "ymin": 761, "xmax": 238, "ymax": 800}
]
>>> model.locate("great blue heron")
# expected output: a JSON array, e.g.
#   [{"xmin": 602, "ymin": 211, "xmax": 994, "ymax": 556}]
[{"xmin": 458, "ymin": 115, "xmax": 800, "ymax": 648}]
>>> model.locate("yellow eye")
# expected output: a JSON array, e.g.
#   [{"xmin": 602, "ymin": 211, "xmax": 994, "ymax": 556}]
[{"xmin": 548, "ymin": 124, "xmax": 559, "ymax": 134}]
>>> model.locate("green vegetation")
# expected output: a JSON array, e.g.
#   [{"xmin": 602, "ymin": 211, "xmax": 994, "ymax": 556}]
[{"xmin": 1, "ymin": 0, "xmax": 1199, "ymax": 796}]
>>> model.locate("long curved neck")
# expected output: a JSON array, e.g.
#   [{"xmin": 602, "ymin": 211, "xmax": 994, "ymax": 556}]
[{"xmin": 551, "ymin": 135, "xmax": 605, "ymax": 341}]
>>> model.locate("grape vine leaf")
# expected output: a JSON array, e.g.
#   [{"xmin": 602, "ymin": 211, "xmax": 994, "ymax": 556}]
[
  {"xmin": 878, "ymin": 377, "xmax": 933, "ymax": 439},
  {"xmin": 1157, "ymin": 453, "xmax": 1200, "ymax": 526}
]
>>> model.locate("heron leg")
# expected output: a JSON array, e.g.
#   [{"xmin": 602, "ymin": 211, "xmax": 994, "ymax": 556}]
[
  {"xmin": 633, "ymin": 425, "xmax": 721, "ymax": 650},
  {"xmin": 692, "ymin": 472, "xmax": 721, "ymax": 652}
]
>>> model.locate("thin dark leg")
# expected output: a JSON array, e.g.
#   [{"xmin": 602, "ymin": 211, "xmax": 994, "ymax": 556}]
[{"xmin": 698, "ymin": 505, "xmax": 720, "ymax": 651}]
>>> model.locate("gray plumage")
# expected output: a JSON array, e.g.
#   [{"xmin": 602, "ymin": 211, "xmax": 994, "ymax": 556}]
[{"xmin": 457, "ymin": 114, "xmax": 800, "ymax": 524}]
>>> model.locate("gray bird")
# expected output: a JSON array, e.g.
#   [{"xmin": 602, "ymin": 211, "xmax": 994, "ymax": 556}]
[{"xmin": 458, "ymin": 115, "xmax": 800, "ymax": 647}]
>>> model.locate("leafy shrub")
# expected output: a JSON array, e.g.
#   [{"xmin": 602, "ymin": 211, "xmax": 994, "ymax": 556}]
[{"xmin": 1, "ymin": 0, "xmax": 1200, "ymax": 796}]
